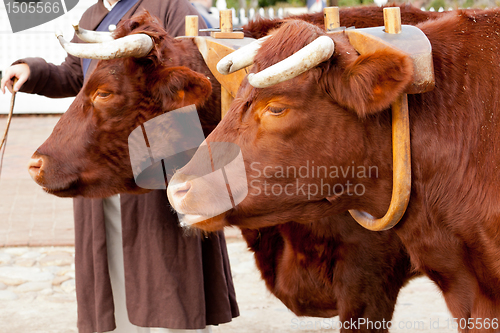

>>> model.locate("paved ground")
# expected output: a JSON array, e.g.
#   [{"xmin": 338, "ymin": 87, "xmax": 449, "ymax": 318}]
[
  {"xmin": 0, "ymin": 246, "xmax": 77, "ymax": 333},
  {"xmin": 0, "ymin": 115, "xmax": 455, "ymax": 332},
  {"xmin": 0, "ymin": 115, "xmax": 74, "ymax": 247},
  {"xmin": 0, "ymin": 241, "xmax": 455, "ymax": 333}
]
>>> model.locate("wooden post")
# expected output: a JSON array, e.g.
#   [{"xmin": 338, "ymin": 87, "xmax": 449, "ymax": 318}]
[
  {"xmin": 383, "ymin": 7, "xmax": 402, "ymax": 34},
  {"xmin": 220, "ymin": 10, "xmax": 233, "ymax": 33},
  {"xmin": 185, "ymin": 15, "xmax": 199, "ymax": 36},
  {"xmin": 211, "ymin": 10, "xmax": 243, "ymax": 116},
  {"xmin": 211, "ymin": 9, "xmax": 244, "ymax": 39},
  {"xmin": 219, "ymin": 11, "xmax": 236, "ymax": 117},
  {"xmin": 324, "ymin": 7, "xmax": 340, "ymax": 32}
]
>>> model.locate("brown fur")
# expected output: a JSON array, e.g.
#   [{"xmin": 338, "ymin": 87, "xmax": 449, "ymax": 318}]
[
  {"xmin": 192, "ymin": 9, "xmax": 500, "ymax": 331},
  {"xmin": 242, "ymin": 213, "xmax": 415, "ymax": 322},
  {"xmin": 31, "ymin": 7, "xmax": 442, "ymax": 331}
]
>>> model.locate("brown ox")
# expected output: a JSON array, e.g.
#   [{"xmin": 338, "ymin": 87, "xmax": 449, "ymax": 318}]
[
  {"xmin": 168, "ymin": 10, "xmax": 500, "ymax": 330},
  {"xmin": 28, "ymin": 8, "xmax": 433, "ymax": 331},
  {"xmin": 28, "ymin": 14, "xmax": 219, "ymax": 198}
]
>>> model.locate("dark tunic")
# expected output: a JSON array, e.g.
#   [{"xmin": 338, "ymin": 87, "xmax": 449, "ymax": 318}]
[{"xmin": 16, "ymin": 0, "xmax": 239, "ymax": 332}]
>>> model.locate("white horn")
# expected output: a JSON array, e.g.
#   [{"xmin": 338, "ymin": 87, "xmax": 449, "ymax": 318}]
[
  {"xmin": 56, "ymin": 32, "xmax": 154, "ymax": 59},
  {"xmin": 247, "ymin": 35, "xmax": 334, "ymax": 88},
  {"xmin": 72, "ymin": 23, "xmax": 115, "ymax": 43},
  {"xmin": 217, "ymin": 35, "xmax": 271, "ymax": 75}
]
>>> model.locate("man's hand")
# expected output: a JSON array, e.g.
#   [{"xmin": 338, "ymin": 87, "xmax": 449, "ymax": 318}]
[{"xmin": 1, "ymin": 63, "xmax": 30, "ymax": 94}]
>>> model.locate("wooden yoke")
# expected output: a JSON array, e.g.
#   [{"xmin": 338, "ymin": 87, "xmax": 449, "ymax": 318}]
[
  {"xmin": 347, "ymin": 7, "xmax": 435, "ymax": 231},
  {"xmin": 179, "ymin": 12, "xmax": 253, "ymax": 119}
]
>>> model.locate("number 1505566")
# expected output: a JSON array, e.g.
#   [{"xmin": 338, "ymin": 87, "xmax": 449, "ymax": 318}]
[
  {"xmin": 445, "ymin": 318, "xmax": 499, "ymax": 330},
  {"xmin": 5, "ymin": 1, "xmax": 60, "ymax": 14}
]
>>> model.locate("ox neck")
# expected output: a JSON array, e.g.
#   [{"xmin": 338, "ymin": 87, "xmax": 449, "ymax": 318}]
[{"xmin": 349, "ymin": 114, "xmax": 395, "ymax": 220}]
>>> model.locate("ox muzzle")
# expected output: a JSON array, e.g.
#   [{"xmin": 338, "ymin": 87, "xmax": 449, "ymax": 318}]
[
  {"xmin": 167, "ymin": 141, "xmax": 248, "ymax": 228},
  {"xmin": 28, "ymin": 151, "xmax": 79, "ymax": 196}
]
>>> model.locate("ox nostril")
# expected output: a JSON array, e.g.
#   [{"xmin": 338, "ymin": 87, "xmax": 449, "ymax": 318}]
[
  {"xmin": 171, "ymin": 181, "xmax": 192, "ymax": 200},
  {"xmin": 28, "ymin": 157, "xmax": 43, "ymax": 180}
]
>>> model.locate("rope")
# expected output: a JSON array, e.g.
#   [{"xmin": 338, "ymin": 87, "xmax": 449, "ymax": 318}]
[{"xmin": 0, "ymin": 78, "xmax": 18, "ymax": 179}]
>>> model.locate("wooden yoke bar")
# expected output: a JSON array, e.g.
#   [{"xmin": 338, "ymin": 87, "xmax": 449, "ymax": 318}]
[
  {"xmin": 220, "ymin": 10, "xmax": 233, "ymax": 33},
  {"xmin": 347, "ymin": 7, "xmax": 434, "ymax": 231},
  {"xmin": 324, "ymin": 7, "xmax": 340, "ymax": 32},
  {"xmin": 185, "ymin": 15, "xmax": 199, "ymax": 37},
  {"xmin": 383, "ymin": 7, "xmax": 402, "ymax": 34},
  {"xmin": 211, "ymin": 10, "xmax": 244, "ymax": 39}
]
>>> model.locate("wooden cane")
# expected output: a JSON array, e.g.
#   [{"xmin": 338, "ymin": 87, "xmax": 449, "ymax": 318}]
[{"xmin": 0, "ymin": 78, "xmax": 18, "ymax": 151}]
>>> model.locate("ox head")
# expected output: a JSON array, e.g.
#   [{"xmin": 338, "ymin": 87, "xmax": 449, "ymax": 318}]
[
  {"xmin": 28, "ymin": 12, "xmax": 217, "ymax": 197},
  {"xmin": 167, "ymin": 20, "xmax": 414, "ymax": 230}
]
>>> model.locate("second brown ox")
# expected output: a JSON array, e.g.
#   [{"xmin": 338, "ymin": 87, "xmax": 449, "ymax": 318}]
[{"xmin": 168, "ymin": 9, "xmax": 500, "ymax": 331}]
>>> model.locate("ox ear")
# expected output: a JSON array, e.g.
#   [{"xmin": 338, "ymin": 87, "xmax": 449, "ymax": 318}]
[
  {"xmin": 322, "ymin": 49, "xmax": 414, "ymax": 117},
  {"xmin": 153, "ymin": 66, "xmax": 212, "ymax": 110}
]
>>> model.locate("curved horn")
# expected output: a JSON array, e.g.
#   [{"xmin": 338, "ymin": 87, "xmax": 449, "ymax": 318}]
[
  {"xmin": 55, "ymin": 32, "xmax": 154, "ymax": 59},
  {"xmin": 217, "ymin": 35, "xmax": 271, "ymax": 75},
  {"xmin": 72, "ymin": 23, "xmax": 115, "ymax": 43},
  {"xmin": 247, "ymin": 35, "xmax": 334, "ymax": 88}
]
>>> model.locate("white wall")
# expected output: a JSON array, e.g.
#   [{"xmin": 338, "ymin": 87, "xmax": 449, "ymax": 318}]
[{"xmin": 0, "ymin": 0, "xmax": 96, "ymax": 114}]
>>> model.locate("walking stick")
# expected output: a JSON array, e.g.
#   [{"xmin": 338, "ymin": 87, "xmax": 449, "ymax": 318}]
[{"xmin": 0, "ymin": 78, "xmax": 18, "ymax": 178}]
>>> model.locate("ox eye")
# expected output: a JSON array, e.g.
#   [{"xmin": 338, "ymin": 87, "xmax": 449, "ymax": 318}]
[
  {"xmin": 96, "ymin": 92, "xmax": 111, "ymax": 98},
  {"xmin": 267, "ymin": 106, "xmax": 286, "ymax": 115}
]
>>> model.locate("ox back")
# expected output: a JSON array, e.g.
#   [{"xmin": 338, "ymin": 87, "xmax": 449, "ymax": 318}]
[{"xmin": 396, "ymin": 10, "xmax": 500, "ymax": 321}]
